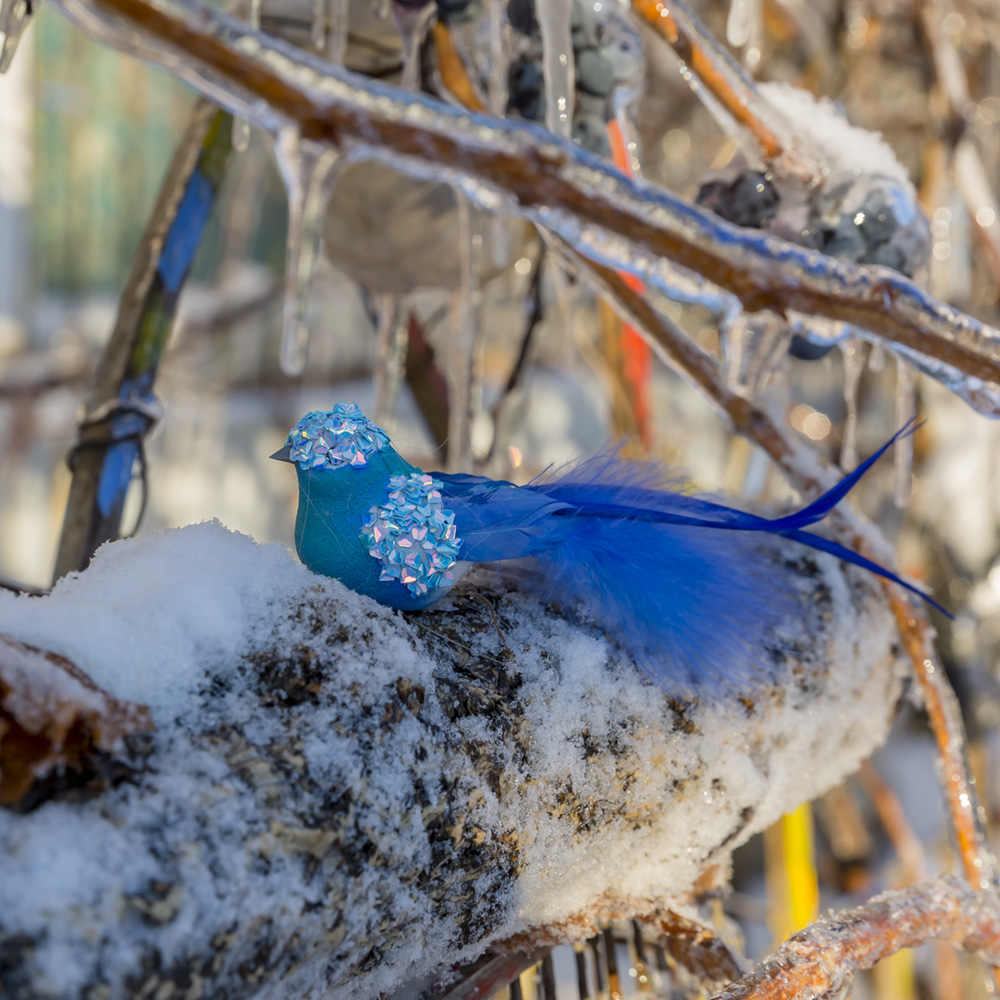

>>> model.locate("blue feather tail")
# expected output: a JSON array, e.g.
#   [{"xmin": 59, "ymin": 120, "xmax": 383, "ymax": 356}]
[{"xmin": 438, "ymin": 423, "xmax": 946, "ymax": 689}]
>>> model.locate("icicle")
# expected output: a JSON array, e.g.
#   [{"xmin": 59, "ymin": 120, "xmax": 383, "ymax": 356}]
[
  {"xmin": 326, "ymin": 0, "xmax": 349, "ymax": 65},
  {"xmin": 232, "ymin": 120, "xmax": 251, "ymax": 154},
  {"xmin": 727, "ymin": 0, "xmax": 763, "ymax": 68},
  {"xmin": 272, "ymin": 129, "xmax": 341, "ymax": 377},
  {"xmin": 839, "ymin": 339, "xmax": 863, "ymax": 472},
  {"xmin": 721, "ymin": 311, "xmax": 790, "ymax": 398},
  {"xmin": 483, "ymin": 0, "xmax": 513, "ymax": 275},
  {"xmin": 231, "ymin": 0, "xmax": 261, "ymax": 152},
  {"xmin": 394, "ymin": 3, "xmax": 435, "ymax": 91},
  {"xmin": 486, "ymin": 0, "xmax": 509, "ymax": 117},
  {"xmin": 537, "ymin": 0, "xmax": 574, "ymax": 139},
  {"xmin": 447, "ymin": 191, "xmax": 484, "ymax": 472},
  {"xmin": 894, "ymin": 358, "xmax": 916, "ymax": 509},
  {"xmin": 868, "ymin": 343, "xmax": 885, "ymax": 372},
  {"xmin": 311, "ymin": 0, "xmax": 327, "ymax": 51},
  {"xmin": 372, "ymin": 294, "xmax": 408, "ymax": 429},
  {"xmin": 0, "ymin": 0, "xmax": 32, "ymax": 74},
  {"xmin": 612, "ymin": 89, "xmax": 643, "ymax": 178},
  {"xmin": 726, "ymin": 0, "xmax": 751, "ymax": 47},
  {"xmin": 745, "ymin": 0, "xmax": 763, "ymax": 69}
]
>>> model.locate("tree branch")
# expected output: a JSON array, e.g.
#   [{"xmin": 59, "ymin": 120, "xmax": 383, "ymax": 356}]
[{"xmin": 46, "ymin": 0, "xmax": 1000, "ymax": 404}]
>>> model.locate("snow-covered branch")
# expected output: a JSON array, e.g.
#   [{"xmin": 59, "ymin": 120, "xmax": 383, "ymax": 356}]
[{"xmin": 1, "ymin": 524, "xmax": 902, "ymax": 999}]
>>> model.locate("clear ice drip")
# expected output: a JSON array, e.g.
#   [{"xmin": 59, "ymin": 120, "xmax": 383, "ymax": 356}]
[
  {"xmin": 372, "ymin": 294, "xmax": 408, "ymax": 429},
  {"xmin": 486, "ymin": 0, "xmax": 509, "ymax": 117},
  {"xmin": 231, "ymin": 0, "xmax": 262, "ymax": 151},
  {"xmin": 448, "ymin": 191, "xmax": 484, "ymax": 472},
  {"xmin": 232, "ymin": 118, "xmax": 251, "ymax": 153},
  {"xmin": 840, "ymin": 340, "xmax": 863, "ymax": 472},
  {"xmin": 0, "ymin": 0, "xmax": 32, "ymax": 73},
  {"xmin": 725, "ymin": 0, "xmax": 750, "ymax": 47},
  {"xmin": 721, "ymin": 310, "xmax": 790, "ymax": 398},
  {"xmin": 894, "ymin": 357, "xmax": 916, "ymax": 508},
  {"xmin": 326, "ymin": 0, "xmax": 349, "ymax": 65},
  {"xmin": 726, "ymin": 0, "xmax": 762, "ymax": 66},
  {"xmin": 394, "ymin": 3, "xmax": 434, "ymax": 90},
  {"xmin": 537, "ymin": 0, "xmax": 574, "ymax": 139},
  {"xmin": 272, "ymin": 129, "xmax": 341, "ymax": 377},
  {"xmin": 311, "ymin": 0, "xmax": 326, "ymax": 51}
]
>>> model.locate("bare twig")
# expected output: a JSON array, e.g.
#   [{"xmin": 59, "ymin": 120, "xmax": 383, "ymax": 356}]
[
  {"xmin": 52, "ymin": 100, "xmax": 234, "ymax": 581},
  {"xmin": 857, "ymin": 760, "xmax": 927, "ymax": 885},
  {"xmin": 710, "ymin": 876, "xmax": 1000, "ymax": 1000},
  {"xmin": 46, "ymin": 0, "xmax": 1000, "ymax": 401}
]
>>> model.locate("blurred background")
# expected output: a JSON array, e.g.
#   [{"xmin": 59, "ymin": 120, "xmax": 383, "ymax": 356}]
[{"xmin": 2, "ymin": 0, "xmax": 1000, "ymax": 995}]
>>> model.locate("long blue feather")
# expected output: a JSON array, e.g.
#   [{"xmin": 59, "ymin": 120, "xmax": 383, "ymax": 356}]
[{"xmin": 436, "ymin": 422, "xmax": 945, "ymax": 688}]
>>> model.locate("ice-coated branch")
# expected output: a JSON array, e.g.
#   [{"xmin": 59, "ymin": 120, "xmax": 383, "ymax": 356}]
[
  {"xmin": 888, "ymin": 590, "xmax": 1000, "ymax": 894},
  {"xmin": 43, "ymin": 0, "xmax": 1000, "ymax": 405},
  {"xmin": 711, "ymin": 876, "xmax": 1000, "ymax": 1000}
]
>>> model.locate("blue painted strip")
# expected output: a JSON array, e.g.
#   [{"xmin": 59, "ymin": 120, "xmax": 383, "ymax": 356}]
[
  {"xmin": 158, "ymin": 170, "xmax": 215, "ymax": 296},
  {"xmin": 96, "ymin": 442, "xmax": 137, "ymax": 518}
]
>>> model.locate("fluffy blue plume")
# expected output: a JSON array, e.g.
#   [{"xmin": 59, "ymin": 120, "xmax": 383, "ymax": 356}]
[{"xmin": 435, "ymin": 419, "xmax": 946, "ymax": 687}]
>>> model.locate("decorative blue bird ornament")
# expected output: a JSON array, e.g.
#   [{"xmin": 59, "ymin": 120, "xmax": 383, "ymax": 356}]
[{"xmin": 272, "ymin": 403, "xmax": 944, "ymax": 686}]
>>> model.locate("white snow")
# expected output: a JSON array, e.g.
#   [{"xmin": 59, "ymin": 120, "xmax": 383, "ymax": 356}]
[
  {"xmin": 0, "ymin": 521, "xmax": 314, "ymax": 720},
  {"xmin": 761, "ymin": 81, "xmax": 912, "ymax": 187}
]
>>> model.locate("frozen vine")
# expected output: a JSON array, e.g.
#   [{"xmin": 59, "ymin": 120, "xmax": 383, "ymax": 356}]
[{"xmin": 39, "ymin": 0, "xmax": 1000, "ymax": 418}]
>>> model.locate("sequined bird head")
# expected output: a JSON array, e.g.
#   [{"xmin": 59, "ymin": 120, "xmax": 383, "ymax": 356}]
[{"xmin": 271, "ymin": 403, "xmax": 466, "ymax": 610}]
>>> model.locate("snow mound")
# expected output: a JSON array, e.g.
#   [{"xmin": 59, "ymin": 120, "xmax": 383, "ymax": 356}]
[{"xmin": 0, "ymin": 523, "xmax": 902, "ymax": 1000}]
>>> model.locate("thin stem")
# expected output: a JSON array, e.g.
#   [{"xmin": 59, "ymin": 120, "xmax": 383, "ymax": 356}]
[{"xmin": 856, "ymin": 760, "xmax": 927, "ymax": 885}]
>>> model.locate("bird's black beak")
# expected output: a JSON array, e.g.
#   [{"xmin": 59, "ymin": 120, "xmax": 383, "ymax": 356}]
[{"xmin": 270, "ymin": 444, "xmax": 293, "ymax": 463}]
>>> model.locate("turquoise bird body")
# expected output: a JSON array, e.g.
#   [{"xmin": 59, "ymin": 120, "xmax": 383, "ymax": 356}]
[
  {"xmin": 273, "ymin": 403, "xmax": 944, "ymax": 687},
  {"xmin": 278, "ymin": 418, "xmax": 453, "ymax": 611}
]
